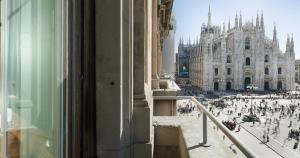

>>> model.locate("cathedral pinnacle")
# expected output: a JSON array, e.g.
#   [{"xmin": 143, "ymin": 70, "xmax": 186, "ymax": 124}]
[
  {"xmin": 235, "ymin": 11, "xmax": 238, "ymax": 29},
  {"xmin": 291, "ymin": 34, "xmax": 294, "ymax": 52},
  {"xmin": 208, "ymin": 4, "xmax": 211, "ymax": 27},
  {"xmin": 239, "ymin": 11, "xmax": 243, "ymax": 29},
  {"xmin": 273, "ymin": 23, "xmax": 277, "ymax": 42},
  {"xmin": 223, "ymin": 22, "xmax": 226, "ymax": 34},
  {"xmin": 260, "ymin": 10, "xmax": 264, "ymax": 30},
  {"xmin": 256, "ymin": 10, "xmax": 260, "ymax": 28},
  {"xmin": 286, "ymin": 34, "xmax": 291, "ymax": 52},
  {"xmin": 228, "ymin": 17, "xmax": 231, "ymax": 30}
]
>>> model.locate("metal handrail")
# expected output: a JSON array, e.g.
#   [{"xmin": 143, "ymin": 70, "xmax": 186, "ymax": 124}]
[{"xmin": 153, "ymin": 96, "xmax": 258, "ymax": 158}]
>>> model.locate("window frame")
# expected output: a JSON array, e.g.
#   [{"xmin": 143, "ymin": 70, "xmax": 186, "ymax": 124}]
[
  {"xmin": 226, "ymin": 55, "xmax": 231, "ymax": 63},
  {"xmin": 214, "ymin": 68, "xmax": 218, "ymax": 75},
  {"xmin": 278, "ymin": 67, "xmax": 282, "ymax": 74},
  {"xmin": 227, "ymin": 68, "xmax": 231, "ymax": 75},
  {"xmin": 245, "ymin": 37, "xmax": 250, "ymax": 50}
]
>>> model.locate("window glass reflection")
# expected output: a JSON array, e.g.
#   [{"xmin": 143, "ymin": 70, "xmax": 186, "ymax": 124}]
[{"xmin": 5, "ymin": 0, "xmax": 64, "ymax": 157}]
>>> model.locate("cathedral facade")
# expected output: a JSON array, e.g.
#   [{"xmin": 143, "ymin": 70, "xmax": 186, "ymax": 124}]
[{"xmin": 178, "ymin": 7, "xmax": 295, "ymax": 91}]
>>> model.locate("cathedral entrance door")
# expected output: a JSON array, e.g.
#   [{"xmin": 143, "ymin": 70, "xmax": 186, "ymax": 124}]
[
  {"xmin": 277, "ymin": 81, "xmax": 282, "ymax": 90},
  {"xmin": 214, "ymin": 82, "xmax": 219, "ymax": 91},
  {"xmin": 244, "ymin": 77, "xmax": 251, "ymax": 90},
  {"xmin": 226, "ymin": 82, "xmax": 231, "ymax": 90},
  {"xmin": 264, "ymin": 82, "xmax": 269, "ymax": 91}
]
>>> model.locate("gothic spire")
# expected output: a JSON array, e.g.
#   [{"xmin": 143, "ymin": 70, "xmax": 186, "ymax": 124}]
[
  {"xmin": 223, "ymin": 21, "xmax": 226, "ymax": 34},
  {"xmin": 260, "ymin": 10, "xmax": 264, "ymax": 30},
  {"xmin": 291, "ymin": 34, "xmax": 294, "ymax": 52},
  {"xmin": 239, "ymin": 11, "xmax": 243, "ymax": 29},
  {"xmin": 273, "ymin": 23, "xmax": 277, "ymax": 42},
  {"xmin": 228, "ymin": 17, "xmax": 231, "ymax": 30},
  {"xmin": 180, "ymin": 37, "xmax": 183, "ymax": 45},
  {"xmin": 286, "ymin": 34, "xmax": 290, "ymax": 52},
  {"xmin": 208, "ymin": 4, "xmax": 211, "ymax": 27},
  {"xmin": 235, "ymin": 11, "xmax": 238, "ymax": 29},
  {"xmin": 179, "ymin": 37, "xmax": 181, "ymax": 46},
  {"xmin": 252, "ymin": 16, "xmax": 254, "ymax": 27},
  {"xmin": 256, "ymin": 10, "xmax": 260, "ymax": 28}
]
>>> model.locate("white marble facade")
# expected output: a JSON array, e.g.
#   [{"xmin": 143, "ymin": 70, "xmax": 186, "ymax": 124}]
[{"xmin": 181, "ymin": 6, "xmax": 295, "ymax": 91}]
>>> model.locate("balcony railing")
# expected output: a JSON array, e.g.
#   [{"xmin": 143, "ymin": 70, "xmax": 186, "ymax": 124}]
[{"xmin": 153, "ymin": 95, "xmax": 258, "ymax": 158}]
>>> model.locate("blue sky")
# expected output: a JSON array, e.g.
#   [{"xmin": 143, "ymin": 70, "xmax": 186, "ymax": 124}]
[{"xmin": 173, "ymin": 0, "xmax": 300, "ymax": 59}]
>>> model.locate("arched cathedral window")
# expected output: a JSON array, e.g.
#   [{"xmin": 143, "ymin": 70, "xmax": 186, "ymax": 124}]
[
  {"xmin": 226, "ymin": 55, "xmax": 231, "ymax": 63},
  {"xmin": 265, "ymin": 67, "xmax": 269, "ymax": 75},
  {"xmin": 264, "ymin": 55, "xmax": 269, "ymax": 63},
  {"xmin": 278, "ymin": 67, "xmax": 282, "ymax": 74},
  {"xmin": 245, "ymin": 37, "xmax": 250, "ymax": 50}
]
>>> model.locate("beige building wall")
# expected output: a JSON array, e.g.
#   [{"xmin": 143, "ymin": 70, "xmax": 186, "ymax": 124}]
[
  {"xmin": 162, "ymin": 14, "xmax": 176, "ymax": 75},
  {"xmin": 95, "ymin": 0, "xmax": 174, "ymax": 157}
]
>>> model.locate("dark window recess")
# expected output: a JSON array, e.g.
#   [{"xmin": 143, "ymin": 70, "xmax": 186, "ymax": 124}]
[
  {"xmin": 227, "ymin": 55, "xmax": 231, "ymax": 63},
  {"xmin": 278, "ymin": 67, "xmax": 282, "ymax": 74},
  {"xmin": 215, "ymin": 68, "xmax": 218, "ymax": 75},
  {"xmin": 265, "ymin": 55, "xmax": 269, "ymax": 63},
  {"xmin": 265, "ymin": 67, "xmax": 269, "ymax": 75},
  {"xmin": 227, "ymin": 68, "xmax": 231, "ymax": 75},
  {"xmin": 246, "ymin": 57, "xmax": 250, "ymax": 65}
]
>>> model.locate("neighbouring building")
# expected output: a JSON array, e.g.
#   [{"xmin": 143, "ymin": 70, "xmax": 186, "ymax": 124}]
[
  {"xmin": 175, "ymin": 39, "xmax": 191, "ymax": 84},
  {"xmin": 1, "ymin": 0, "xmax": 175, "ymax": 157},
  {"xmin": 185, "ymin": 6, "xmax": 295, "ymax": 91},
  {"xmin": 162, "ymin": 14, "xmax": 176, "ymax": 76}
]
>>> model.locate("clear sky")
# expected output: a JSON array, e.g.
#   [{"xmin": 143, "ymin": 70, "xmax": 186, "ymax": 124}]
[{"xmin": 173, "ymin": 0, "xmax": 300, "ymax": 59}]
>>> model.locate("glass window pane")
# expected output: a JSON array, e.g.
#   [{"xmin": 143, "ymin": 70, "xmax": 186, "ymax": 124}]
[{"xmin": 4, "ymin": 0, "xmax": 64, "ymax": 157}]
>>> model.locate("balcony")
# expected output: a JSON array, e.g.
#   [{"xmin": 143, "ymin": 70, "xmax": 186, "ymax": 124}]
[
  {"xmin": 153, "ymin": 96, "xmax": 258, "ymax": 158},
  {"xmin": 153, "ymin": 77, "xmax": 181, "ymax": 116}
]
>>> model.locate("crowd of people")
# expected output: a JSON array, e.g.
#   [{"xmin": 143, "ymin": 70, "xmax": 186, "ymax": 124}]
[
  {"xmin": 177, "ymin": 84, "xmax": 300, "ymax": 152},
  {"xmin": 208, "ymin": 92, "xmax": 300, "ymax": 150},
  {"xmin": 177, "ymin": 100, "xmax": 196, "ymax": 114}
]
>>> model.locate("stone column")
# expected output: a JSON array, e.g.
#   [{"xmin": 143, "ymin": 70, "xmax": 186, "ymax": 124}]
[
  {"xmin": 151, "ymin": 0, "xmax": 159, "ymax": 89},
  {"xmin": 133, "ymin": 0, "xmax": 153, "ymax": 158},
  {"xmin": 95, "ymin": 0, "xmax": 133, "ymax": 157},
  {"xmin": 133, "ymin": 0, "xmax": 147, "ymax": 98}
]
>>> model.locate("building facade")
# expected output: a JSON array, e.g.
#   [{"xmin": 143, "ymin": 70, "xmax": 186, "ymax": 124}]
[
  {"xmin": 176, "ymin": 40, "xmax": 191, "ymax": 81},
  {"xmin": 0, "ymin": 0, "xmax": 174, "ymax": 157},
  {"xmin": 162, "ymin": 14, "xmax": 176, "ymax": 75},
  {"xmin": 185, "ymin": 6, "xmax": 295, "ymax": 91},
  {"xmin": 295, "ymin": 59, "xmax": 300, "ymax": 84}
]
